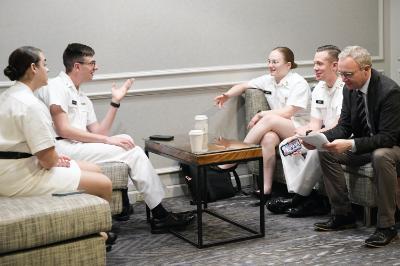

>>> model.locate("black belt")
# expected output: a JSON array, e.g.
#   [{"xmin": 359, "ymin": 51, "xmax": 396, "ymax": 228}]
[
  {"xmin": 0, "ymin": 151, "xmax": 33, "ymax": 159},
  {"xmin": 55, "ymin": 137, "xmax": 65, "ymax": 140}
]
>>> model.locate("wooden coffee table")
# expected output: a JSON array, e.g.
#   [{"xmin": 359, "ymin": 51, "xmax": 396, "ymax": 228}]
[{"xmin": 145, "ymin": 135, "xmax": 265, "ymax": 248}]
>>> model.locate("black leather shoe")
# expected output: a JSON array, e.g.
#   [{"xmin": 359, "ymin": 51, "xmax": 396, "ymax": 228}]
[
  {"xmin": 365, "ymin": 227, "xmax": 398, "ymax": 247},
  {"xmin": 266, "ymin": 197, "xmax": 293, "ymax": 214},
  {"xmin": 314, "ymin": 214, "xmax": 356, "ymax": 231},
  {"xmin": 150, "ymin": 211, "xmax": 195, "ymax": 234},
  {"xmin": 287, "ymin": 198, "xmax": 330, "ymax": 218},
  {"xmin": 106, "ymin": 231, "xmax": 118, "ymax": 245},
  {"xmin": 251, "ymin": 194, "xmax": 271, "ymax": 207}
]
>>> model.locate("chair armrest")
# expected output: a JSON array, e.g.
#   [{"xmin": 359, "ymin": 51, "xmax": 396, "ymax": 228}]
[{"xmin": 244, "ymin": 89, "xmax": 270, "ymax": 132}]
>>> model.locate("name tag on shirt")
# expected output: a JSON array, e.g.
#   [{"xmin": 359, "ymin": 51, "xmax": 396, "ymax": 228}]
[
  {"xmin": 72, "ymin": 100, "xmax": 77, "ymax": 105},
  {"xmin": 316, "ymin": 100, "xmax": 324, "ymax": 104},
  {"xmin": 263, "ymin": 90, "xmax": 272, "ymax": 95}
]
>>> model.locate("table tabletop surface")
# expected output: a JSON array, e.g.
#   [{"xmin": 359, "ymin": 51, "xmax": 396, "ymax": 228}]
[{"xmin": 145, "ymin": 135, "xmax": 262, "ymax": 165}]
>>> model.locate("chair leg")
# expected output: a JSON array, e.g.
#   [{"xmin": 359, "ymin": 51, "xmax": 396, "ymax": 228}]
[
  {"xmin": 113, "ymin": 188, "xmax": 133, "ymax": 221},
  {"xmin": 364, "ymin": 206, "xmax": 372, "ymax": 227},
  {"xmin": 146, "ymin": 205, "xmax": 151, "ymax": 223}
]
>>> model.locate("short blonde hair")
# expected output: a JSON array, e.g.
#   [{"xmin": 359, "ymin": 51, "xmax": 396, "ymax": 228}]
[{"xmin": 339, "ymin": 46, "xmax": 372, "ymax": 68}]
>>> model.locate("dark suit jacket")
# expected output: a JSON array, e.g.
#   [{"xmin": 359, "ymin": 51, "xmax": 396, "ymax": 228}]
[{"xmin": 324, "ymin": 69, "xmax": 400, "ymax": 154}]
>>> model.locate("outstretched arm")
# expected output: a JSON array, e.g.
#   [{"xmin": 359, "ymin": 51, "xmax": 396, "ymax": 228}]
[
  {"xmin": 214, "ymin": 82, "xmax": 251, "ymax": 108},
  {"xmin": 88, "ymin": 78, "xmax": 134, "ymax": 135}
]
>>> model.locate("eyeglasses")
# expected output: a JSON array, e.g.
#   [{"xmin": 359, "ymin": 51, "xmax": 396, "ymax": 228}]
[
  {"xmin": 338, "ymin": 65, "xmax": 370, "ymax": 79},
  {"xmin": 267, "ymin": 59, "xmax": 280, "ymax": 65},
  {"xmin": 338, "ymin": 71, "xmax": 355, "ymax": 78},
  {"xmin": 78, "ymin": 60, "xmax": 96, "ymax": 67}
]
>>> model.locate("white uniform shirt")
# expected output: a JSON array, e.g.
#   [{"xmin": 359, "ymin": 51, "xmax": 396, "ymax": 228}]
[
  {"xmin": 248, "ymin": 71, "xmax": 311, "ymax": 127},
  {"xmin": 0, "ymin": 82, "xmax": 77, "ymax": 197},
  {"xmin": 310, "ymin": 77, "xmax": 344, "ymax": 129},
  {"xmin": 36, "ymin": 71, "xmax": 97, "ymax": 134},
  {"xmin": 0, "ymin": 82, "xmax": 55, "ymax": 154}
]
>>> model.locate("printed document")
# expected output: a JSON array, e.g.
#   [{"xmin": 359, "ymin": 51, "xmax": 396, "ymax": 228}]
[{"xmin": 298, "ymin": 132, "xmax": 330, "ymax": 150}]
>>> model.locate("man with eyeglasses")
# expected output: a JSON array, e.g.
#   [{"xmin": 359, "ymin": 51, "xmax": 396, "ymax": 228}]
[
  {"xmin": 306, "ymin": 46, "xmax": 400, "ymax": 247},
  {"xmin": 36, "ymin": 43, "xmax": 194, "ymax": 236}
]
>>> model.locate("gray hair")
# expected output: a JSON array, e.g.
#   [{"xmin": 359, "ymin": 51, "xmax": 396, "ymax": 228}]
[{"xmin": 338, "ymin": 46, "xmax": 372, "ymax": 68}]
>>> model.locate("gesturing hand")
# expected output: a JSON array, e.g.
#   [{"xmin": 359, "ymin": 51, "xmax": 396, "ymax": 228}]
[
  {"xmin": 105, "ymin": 136, "xmax": 135, "ymax": 150},
  {"xmin": 214, "ymin": 93, "xmax": 229, "ymax": 109},
  {"xmin": 57, "ymin": 154, "xmax": 71, "ymax": 168},
  {"xmin": 247, "ymin": 113, "xmax": 262, "ymax": 129},
  {"xmin": 111, "ymin": 78, "xmax": 134, "ymax": 103}
]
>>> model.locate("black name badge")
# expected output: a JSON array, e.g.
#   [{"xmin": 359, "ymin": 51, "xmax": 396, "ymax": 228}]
[
  {"xmin": 72, "ymin": 100, "xmax": 77, "ymax": 105},
  {"xmin": 316, "ymin": 100, "xmax": 324, "ymax": 104},
  {"xmin": 263, "ymin": 90, "xmax": 272, "ymax": 95}
]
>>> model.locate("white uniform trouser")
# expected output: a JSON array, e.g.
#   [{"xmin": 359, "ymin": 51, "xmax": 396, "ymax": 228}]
[
  {"xmin": 279, "ymin": 138, "xmax": 322, "ymax": 196},
  {"xmin": 56, "ymin": 134, "xmax": 165, "ymax": 209}
]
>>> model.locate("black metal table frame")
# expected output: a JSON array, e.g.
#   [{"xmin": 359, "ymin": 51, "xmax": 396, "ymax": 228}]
[{"xmin": 144, "ymin": 150, "xmax": 265, "ymax": 248}]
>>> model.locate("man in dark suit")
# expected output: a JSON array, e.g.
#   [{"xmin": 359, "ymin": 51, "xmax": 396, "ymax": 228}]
[{"xmin": 312, "ymin": 46, "xmax": 400, "ymax": 247}]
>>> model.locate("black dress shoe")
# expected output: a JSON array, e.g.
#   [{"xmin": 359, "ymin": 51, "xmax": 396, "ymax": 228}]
[
  {"xmin": 251, "ymin": 194, "xmax": 271, "ymax": 207},
  {"xmin": 365, "ymin": 226, "xmax": 398, "ymax": 247},
  {"xmin": 314, "ymin": 214, "xmax": 356, "ymax": 231},
  {"xmin": 104, "ymin": 231, "xmax": 118, "ymax": 252},
  {"xmin": 150, "ymin": 211, "xmax": 195, "ymax": 234},
  {"xmin": 287, "ymin": 198, "xmax": 329, "ymax": 218},
  {"xmin": 106, "ymin": 231, "xmax": 118, "ymax": 245},
  {"xmin": 266, "ymin": 197, "xmax": 293, "ymax": 214}
]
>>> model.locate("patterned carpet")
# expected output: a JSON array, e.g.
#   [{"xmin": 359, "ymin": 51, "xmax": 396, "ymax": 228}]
[{"xmin": 107, "ymin": 194, "xmax": 400, "ymax": 265}]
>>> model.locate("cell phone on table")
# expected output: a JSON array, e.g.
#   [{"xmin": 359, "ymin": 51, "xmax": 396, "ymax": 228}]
[
  {"xmin": 52, "ymin": 190, "xmax": 85, "ymax": 197},
  {"xmin": 149, "ymin": 135, "xmax": 174, "ymax": 141},
  {"xmin": 280, "ymin": 139, "xmax": 302, "ymax": 156}
]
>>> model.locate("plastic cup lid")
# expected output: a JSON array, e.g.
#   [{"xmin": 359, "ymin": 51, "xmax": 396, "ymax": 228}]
[{"xmin": 189, "ymin": 129, "xmax": 204, "ymax": 135}]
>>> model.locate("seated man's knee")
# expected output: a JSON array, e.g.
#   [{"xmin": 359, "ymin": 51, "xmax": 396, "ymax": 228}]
[{"xmin": 372, "ymin": 148, "xmax": 393, "ymax": 165}]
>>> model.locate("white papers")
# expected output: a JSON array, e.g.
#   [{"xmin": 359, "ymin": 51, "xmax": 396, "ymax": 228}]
[{"xmin": 298, "ymin": 132, "xmax": 330, "ymax": 150}]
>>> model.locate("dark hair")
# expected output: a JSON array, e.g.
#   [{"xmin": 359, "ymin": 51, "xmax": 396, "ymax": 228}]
[
  {"xmin": 3, "ymin": 46, "xmax": 42, "ymax": 81},
  {"xmin": 272, "ymin": 47, "xmax": 297, "ymax": 69},
  {"xmin": 63, "ymin": 43, "xmax": 95, "ymax": 73},
  {"xmin": 316, "ymin": 45, "xmax": 341, "ymax": 62}
]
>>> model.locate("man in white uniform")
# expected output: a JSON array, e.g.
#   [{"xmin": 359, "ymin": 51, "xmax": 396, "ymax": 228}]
[
  {"xmin": 267, "ymin": 45, "xmax": 344, "ymax": 217},
  {"xmin": 36, "ymin": 43, "xmax": 193, "ymax": 234}
]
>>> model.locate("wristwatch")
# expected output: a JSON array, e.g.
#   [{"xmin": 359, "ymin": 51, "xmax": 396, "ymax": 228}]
[{"xmin": 110, "ymin": 101, "xmax": 120, "ymax": 108}]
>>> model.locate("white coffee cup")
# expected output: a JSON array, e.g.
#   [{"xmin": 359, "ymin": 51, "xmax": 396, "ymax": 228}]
[
  {"xmin": 194, "ymin": 115, "xmax": 208, "ymax": 150},
  {"xmin": 194, "ymin": 115, "xmax": 208, "ymax": 133},
  {"xmin": 189, "ymin": 129, "xmax": 204, "ymax": 153}
]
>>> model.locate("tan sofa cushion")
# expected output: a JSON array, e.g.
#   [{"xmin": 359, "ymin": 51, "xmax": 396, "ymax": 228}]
[
  {"xmin": 100, "ymin": 162, "xmax": 129, "ymax": 190},
  {"xmin": 0, "ymin": 194, "xmax": 111, "ymax": 254}
]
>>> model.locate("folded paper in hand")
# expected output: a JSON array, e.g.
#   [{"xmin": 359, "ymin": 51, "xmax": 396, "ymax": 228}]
[{"xmin": 298, "ymin": 132, "xmax": 329, "ymax": 150}]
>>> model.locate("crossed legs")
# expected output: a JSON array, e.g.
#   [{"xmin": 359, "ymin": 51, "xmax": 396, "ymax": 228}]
[{"xmin": 244, "ymin": 114, "xmax": 296, "ymax": 194}]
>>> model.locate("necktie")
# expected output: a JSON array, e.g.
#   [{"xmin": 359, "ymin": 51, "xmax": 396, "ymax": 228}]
[{"xmin": 356, "ymin": 90, "xmax": 370, "ymax": 136}]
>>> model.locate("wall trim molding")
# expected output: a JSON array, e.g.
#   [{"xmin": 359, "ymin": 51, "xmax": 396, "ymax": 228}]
[{"xmin": 87, "ymin": 75, "xmax": 319, "ymax": 100}]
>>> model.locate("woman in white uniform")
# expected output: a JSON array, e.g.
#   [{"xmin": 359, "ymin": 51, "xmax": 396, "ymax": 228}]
[
  {"xmin": 214, "ymin": 47, "xmax": 311, "ymax": 199},
  {"xmin": 0, "ymin": 46, "xmax": 112, "ymax": 202}
]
